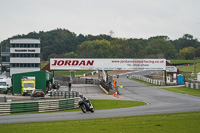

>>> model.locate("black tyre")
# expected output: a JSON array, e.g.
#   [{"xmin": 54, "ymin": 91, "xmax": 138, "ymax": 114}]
[
  {"xmin": 91, "ymin": 108, "xmax": 95, "ymax": 113},
  {"xmin": 81, "ymin": 104, "xmax": 87, "ymax": 113}
]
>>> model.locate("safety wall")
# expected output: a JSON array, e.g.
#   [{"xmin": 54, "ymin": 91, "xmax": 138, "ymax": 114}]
[
  {"xmin": 185, "ymin": 82, "xmax": 200, "ymax": 90},
  {"xmin": 130, "ymin": 75, "xmax": 166, "ymax": 86},
  {"xmin": 0, "ymin": 97, "xmax": 79, "ymax": 115}
]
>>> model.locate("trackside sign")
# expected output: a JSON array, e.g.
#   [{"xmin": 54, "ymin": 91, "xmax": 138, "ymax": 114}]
[{"xmin": 50, "ymin": 58, "xmax": 166, "ymax": 70}]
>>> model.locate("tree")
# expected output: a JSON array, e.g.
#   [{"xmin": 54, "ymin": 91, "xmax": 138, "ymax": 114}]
[
  {"xmin": 65, "ymin": 52, "xmax": 77, "ymax": 58},
  {"xmin": 145, "ymin": 38, "xmax": 176, "ymax": 59},
  {"xmin": 179, "ymin": 47, "xmax": 195, "ymax": 60},
  {"xmin": 110, "ymin": 38, "xmax": 144, "ymax": 58},
  {"xmin": 173, "ymin": 34, "xmax": 200, "ymax": 51},
  {"xmin": 77, "ymin": 40, "xmax": 112, "ymax": 58},
  {"xmin": 195, "ymin": 47, "xmax": 200, "ymax": 58}
]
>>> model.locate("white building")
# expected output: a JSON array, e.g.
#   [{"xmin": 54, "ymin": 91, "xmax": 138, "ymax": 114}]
[{"xmin": 10, "ymin": 38, "xmax": 40, "ymax": 75}]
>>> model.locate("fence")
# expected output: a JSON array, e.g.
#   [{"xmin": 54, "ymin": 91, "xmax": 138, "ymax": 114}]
[
  {"xmin": 185, "ymin": 82, "xmax": 200, "ymax": 90},
  {"xmin": 72, "ymin": 78, "xmax": 100, "ymax": 85},
  {"xmin": 130, "ymin": 75, "xmax": 166, "ymax": 86},
  {"xmin": 50, "ymin": 91, "xmax": 80, "ymax": 99},
  {"xmin": 0, "ymin": 97, "xmax": 79, "ymax": 115}
]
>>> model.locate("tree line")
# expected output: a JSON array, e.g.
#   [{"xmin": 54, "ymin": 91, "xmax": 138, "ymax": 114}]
[{"xmin": 1, "ymin": 28, "xmax": 200, "ymax": 61}]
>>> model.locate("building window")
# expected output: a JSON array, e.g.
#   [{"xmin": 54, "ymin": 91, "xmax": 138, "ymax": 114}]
[{"xmin": 11, "ymin": 63, "xmax": 40, "ymax": 68}]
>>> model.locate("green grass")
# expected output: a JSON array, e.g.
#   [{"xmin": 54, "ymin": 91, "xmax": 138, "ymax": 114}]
[
  {"xmin": 40, "ymin": 61, "xmax": 49, "ymax": 69},
  {"xmin": 131, "ymin": 78, "xmax": 200, "ymax": 97},
  {"xmin": 159, "ymin": 86, "xmax": 200, "ymax": 97},
  {"xmin": 178, "ymin": 63, "xmax": 200, "ymax": 73},
  {"xmin": 91, "ymin": 99, "xmax": 146, "ymax": 110},
  {"xmin": 67, "ymin": 99, "xmax": 146, "ymax": 112},
  {"xmin": 170, "ymin": 59, "xmax": 200, "ymax": 64},
  {"xmin": 10, "ymin": 100, "xmax": 146, "ymax": 115},
  {"xmin": 1, "ymin": 111, "xmax": 200, "ymax": 133}
]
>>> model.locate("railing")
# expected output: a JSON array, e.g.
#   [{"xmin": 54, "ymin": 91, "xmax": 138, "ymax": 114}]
[
  {"xmin": 100, "ymin": 81, "xmax": 112, "ymax": 92},
  {"xmin": 50, "ymin": 91, "xmax": 79, "ymax": 98}
]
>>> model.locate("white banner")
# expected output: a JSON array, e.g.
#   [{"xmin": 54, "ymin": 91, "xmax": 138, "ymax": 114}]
[
  {"xmin": 166, "ymin": 66, "xmax": 177, "ymax": 72},
  {"xmin": 50, "ymin": 58, "xmax": 166, "ymax": 70}
]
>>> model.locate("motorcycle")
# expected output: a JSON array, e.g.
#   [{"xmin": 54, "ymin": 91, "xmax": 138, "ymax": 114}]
[{"xmin": 78, "ymin": 95, "xmax": 94, "ymax": 113}]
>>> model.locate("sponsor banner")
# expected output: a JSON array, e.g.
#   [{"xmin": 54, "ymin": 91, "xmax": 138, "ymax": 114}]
[
  {"xmin": 166, "ymin": 66, "xmax": 177, "ymax": 72},
  {"xmin": 50, "ymin": 58, "xmax": 166, "ymax": 70},
  {"xmin": 10, "ymin": 48, "xmax": 40, "ymax": 53}
]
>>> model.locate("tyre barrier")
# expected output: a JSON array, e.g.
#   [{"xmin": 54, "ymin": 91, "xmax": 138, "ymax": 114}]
[
  {"xmin": 130, "ymin": 75, "xmax": 166, "ymax": 86},
  {"xmin": 185, "ymin": 82, "xmax": 200, "ymax": 90},
  {"xmin": 0, "ymin": 97, "xmax": 79, "ymax": 115}
]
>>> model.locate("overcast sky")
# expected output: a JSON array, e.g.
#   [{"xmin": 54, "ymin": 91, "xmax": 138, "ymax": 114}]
[{"xmin": 0, "ymin": 0, "xmax": 200, "ymax": 41}]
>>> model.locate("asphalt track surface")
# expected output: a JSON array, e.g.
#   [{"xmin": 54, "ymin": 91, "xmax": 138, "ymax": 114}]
[{"xmin": 1, "ymin": 72, "xmax": 200, "ymax": 124}]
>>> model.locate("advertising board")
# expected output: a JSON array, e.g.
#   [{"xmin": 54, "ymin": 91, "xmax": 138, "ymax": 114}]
[
  {"xmin": 166, "ymin": 66, "xmax": 177, "ymax": 72},
  {"xmin": 50, "ymin": 58, "xmax": 166, "ymax": 71}
]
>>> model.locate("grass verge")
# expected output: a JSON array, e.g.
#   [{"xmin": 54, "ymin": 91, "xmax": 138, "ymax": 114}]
[
  {"xmin": 131, "ymin": 78, "xmax": 200, "ymax": 97},
  {"xmin": 159, "ymin": 86, "xmax": 200, "ymax": 97},
  {"xmin": 1, "ymin": 111, "xmax": 200, "ymax": 133},
  {"xmin": 170, "ymin": 59, "xmax": 200, "ymax": 64},
  {"xmin": 10, "ymin": 100, "xmax": 146, "ymax": 115}
]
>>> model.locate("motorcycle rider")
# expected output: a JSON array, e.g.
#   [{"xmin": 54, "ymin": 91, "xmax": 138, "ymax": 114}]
[{"xmin": 79, "ymin": 94, "xmax": 94, "ymax": 112}]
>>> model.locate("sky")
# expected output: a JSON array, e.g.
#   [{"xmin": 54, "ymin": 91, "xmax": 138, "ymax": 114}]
[{"xmin": 0, "ymin": 0, "xmax": 200, "ymax": 41}]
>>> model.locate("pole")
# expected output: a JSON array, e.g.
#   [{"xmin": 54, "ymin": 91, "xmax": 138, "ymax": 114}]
[
  {"xmin": 165, "ymin": 70, "xmax": 167, "ymax": 85},
  {"xmin": 53, "ymin": 71, "xmax": 54, "ymax": 83},
  {"xmin": 194, "ymin": 56, "xmax": 196, "ymax": 80}
]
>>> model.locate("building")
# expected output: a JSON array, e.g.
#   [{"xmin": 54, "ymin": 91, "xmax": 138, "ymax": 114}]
[
  {"xmin": 1, "ymin": 47, "xmax": 10, "ymax": 76},
  {"xmin": 10, "ymin": 38, "xmax": 40, "ymax": 75}
]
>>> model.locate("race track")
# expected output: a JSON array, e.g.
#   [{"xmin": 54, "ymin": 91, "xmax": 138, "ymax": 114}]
[{"xmin": 0, "ymin": 73, "xmax": 200, "ymax": 124}]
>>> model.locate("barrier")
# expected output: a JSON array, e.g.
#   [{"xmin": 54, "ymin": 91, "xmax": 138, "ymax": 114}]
[
  {"xmin": 0, "ymin": 103, "xmax": 11, "ymax": 115},
  {"xmin": 130, "ymin": 75, "xmax": 166, "ymax": 86},
  {"xmin": 0, "ymin": 97, "xmax": 79, "ymax": 115},
  {"xmin": 185, "ymin": 82, "xmax": 200, "ymax": 90}
]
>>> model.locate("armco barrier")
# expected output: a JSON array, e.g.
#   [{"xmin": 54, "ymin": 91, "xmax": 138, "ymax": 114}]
[
  {"xmin": 11, "ymin": 102, "xmax": 38, "ymax": 113},
  {"xmin": 0, "ymin": 103, "xmax": 11, "ymax": 115},
  {"xmin": 131, "ymin": 75, "xmax": 166, "ymax": 86},
  {"xmin": 0, "ymin": 97, "xmax": 79, "ymax": 115},
  {"xmin": 185, "ymin": 82, "xmax": 200, "ymax": 90}
]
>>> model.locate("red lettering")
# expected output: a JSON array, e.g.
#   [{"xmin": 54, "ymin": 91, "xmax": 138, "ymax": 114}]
[
  {"xmin": 72, "ymin": 60, "xmax": 79, "ymax": 65},
  {"xmin": 79, "ymin": 61, "xmax": 85, "ymax": 66},
  {"xmin": 87, "ymin": 60, "xmax": 94, "ymax": 66},
  {"xmin": 58, "ymin": 60, "xmax": 64, "ymax": 66},
  {"xmin": 52, "ymin": 59, "xmax": 94, "ymax": 66},
  {"xmin": 52, "ymin": 60, "xmax": 57, "ymax": 66},
  {"xmin": 64, "ymin": 60, "xmax": 71, "ymax": 65}
]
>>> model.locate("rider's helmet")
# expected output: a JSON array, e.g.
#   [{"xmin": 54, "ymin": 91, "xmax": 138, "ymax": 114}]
[{"xmin": 79, "ymin": 94, "xmax": 83, "ymax": 98}]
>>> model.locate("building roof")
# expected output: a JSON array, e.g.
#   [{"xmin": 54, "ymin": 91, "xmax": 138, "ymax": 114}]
[{"xmin": 10, "ymin": 38, "xmax": 40, "ymax": 44}]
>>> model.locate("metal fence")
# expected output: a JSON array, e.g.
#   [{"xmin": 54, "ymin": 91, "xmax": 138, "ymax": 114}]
[
  {"xmin": 100, "ymin": 81, "xmax": 112, "ymax": 92},
  {"xmin": 54, "ymin": 75, "xmax": 100, "ymax": 85},
  {"xmin": 72, "ymin": 78, "xmax": 100, "ymax": 85},
  {"xmin": 50, "ymin": 91, "xmax": 79, "ymax": 98}
]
